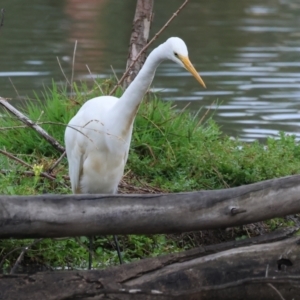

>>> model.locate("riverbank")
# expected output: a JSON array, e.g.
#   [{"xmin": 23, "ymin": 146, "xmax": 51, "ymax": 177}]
[{"xmin": 1, "ymin": 80, "xmax": 300, "ymax": 272}]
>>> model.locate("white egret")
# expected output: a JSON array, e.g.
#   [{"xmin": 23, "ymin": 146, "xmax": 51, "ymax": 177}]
[{"xmin": 65, "ymin": 37, "xmax": 206, "ymax": 267}]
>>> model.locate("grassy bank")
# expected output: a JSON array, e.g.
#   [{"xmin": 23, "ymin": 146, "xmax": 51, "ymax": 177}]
[{"xmin": 1, "ymin": 80, "xmax": 300, "ymax": 272}]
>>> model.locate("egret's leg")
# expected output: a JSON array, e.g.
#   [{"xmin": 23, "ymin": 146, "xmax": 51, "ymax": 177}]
[
  {"xmin": 113, "ymin": 235, "xmax": 123, "ymax": 264},
  {"xmin": 88, "ymin": 236, "xmax": 93, "ymax": 270}
]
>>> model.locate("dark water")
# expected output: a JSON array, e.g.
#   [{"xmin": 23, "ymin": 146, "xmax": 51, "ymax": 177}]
[{"xmin": 1, "ymin": 0, "xmax": 300, "ymax": 141}]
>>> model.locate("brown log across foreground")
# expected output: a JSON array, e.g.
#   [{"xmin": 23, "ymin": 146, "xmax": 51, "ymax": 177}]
[
  {"xmin": 0, "ymin": 174, "xmax": 300, "ymax": 238},
  {"xmin": 0, "ymin": 229, "xmax": 300, "ymax": 300}
]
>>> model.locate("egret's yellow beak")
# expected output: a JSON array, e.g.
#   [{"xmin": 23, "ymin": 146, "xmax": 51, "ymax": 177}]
[{"xmin": 178, "ymin": 54, "xmax": 206, "ymax": 88}]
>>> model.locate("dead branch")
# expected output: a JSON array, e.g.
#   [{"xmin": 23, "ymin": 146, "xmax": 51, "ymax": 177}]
[
  {"xmin": 0, "ymin": 97, "xmax": 65, "ymax": 153},
  {"xmin": 1, "ymin": 235, "xmax": 300, "ymax": 300},
  {"xmin": 9, "ymin": 239, "xmax": 43, "ymax": 274},
  {"xmin": 109, "ymin": 0, "xmax": 189, "ymax": 95},
  {"xmin": 123, "ymin": 0, "xmax": 154, "ymax": 88},
  {"xmin": 0, "ymin": 149, "xmax": 56, "ymax": 181},
  {"xmin": 0, "ymin": 8, "xmax": 4, "ymax": 32},
  {"xmin": 1, "ymin": 174, "xmax": 300, "ymax": 238},
  {"xmin": 47, "ymin": 151, "xmax": 66, "ymax": 173}
]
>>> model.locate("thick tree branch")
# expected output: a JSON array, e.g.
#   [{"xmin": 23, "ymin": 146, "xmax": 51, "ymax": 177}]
[
  {"xmin": 0, "ymin": 174, "xmax": 300, "ymax": 238},
  {"xmin": 0, "ymin": 236, "xmax": 299, "ymax": 300},
  {"xmin": 123, "ymin": 0, "xmax": 154, "ymax": 88}
]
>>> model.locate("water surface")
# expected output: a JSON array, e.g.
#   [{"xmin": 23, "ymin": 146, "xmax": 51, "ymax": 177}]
[{"xmin": 1, "ymin": 0, "xmax": 300, "ymax": 141}]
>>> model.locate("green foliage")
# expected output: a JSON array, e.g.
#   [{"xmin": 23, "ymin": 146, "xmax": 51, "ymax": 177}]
[
  {"xmin": 1, "ymin": 80, "xmax": 300, "ymax": 271},
  {"xmin": 129, "ymin": 97, "xmax": 300, "ymax": 191}
]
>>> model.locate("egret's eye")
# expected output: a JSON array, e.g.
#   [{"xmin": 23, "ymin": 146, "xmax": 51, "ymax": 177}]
[{"xmin": 174, "ymin": 52, "xmax": 178, "ymax": 57}]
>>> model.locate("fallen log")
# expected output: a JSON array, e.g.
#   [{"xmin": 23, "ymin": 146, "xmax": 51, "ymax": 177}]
[
  {"xmin": 1, "ymin": 174, "xmax": 300, "ymax": 238},
  {"xmin": 1, "ymin": 231, "xmax": 299, "ymax": 300}
]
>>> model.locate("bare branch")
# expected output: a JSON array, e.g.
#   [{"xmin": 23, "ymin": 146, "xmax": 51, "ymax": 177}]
[
  {"xmin": 56, "ymin": 57, "xmax": 71, "ymax": 85},
  {"xmin": 70, "ymin": 40, "xmax": 78, "ymax": 96},
  {"xmin": 10, "ymin": 239, "xmax": 43, "ymax": 274},
  {"xmin": 0, "ymin": 97, "xmax": 65, "ymax": 153},
  {"xmin": 0, "ymin": 149, "xmax": 57, "ymax": 182},
  {"xmin": 86, "ymin": 64, "xmax": 104, "ymax": 94},
  {"xmin": 47, "ymin": 151, "xmax": 66, "ymax": 173},
  {"xmin": 1, "ymin": 174, "xmax": 300, "ymax": 238},
  {"xmin": 0, "ymin": 8, "xmax": 5, "ymax": 32},
  {"xmin": 109, "ymin": 0, "xmax": 189, "ymax": 95},
  {"xmin": 267, "ymin": 283, "xmax": 286, "ymax": 300}
]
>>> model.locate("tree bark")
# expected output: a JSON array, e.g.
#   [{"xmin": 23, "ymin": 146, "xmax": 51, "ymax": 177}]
[
  {"xmin": 1, "ymin": 232, "xmax": 299, "ymax": 300},
  {"xmin": 1, "ymin": 174, "xmax": 300, "ymax": 238},
  {"xmin": 123, "ymin": 0, "xmax": 154, "ymax": 88}
]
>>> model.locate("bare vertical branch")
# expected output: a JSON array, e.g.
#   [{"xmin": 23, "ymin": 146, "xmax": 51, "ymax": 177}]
[
  {"xmin": 123, "ymin": 0, "xmax": 154, "ymax": 89},
  {"xmin": 0, "ymin": 8, "xmax": 5, "ymax": 32},
  {"xmin": 70, "ymin": 40, "xmax": 78, "ymax": 96},
  {"xmin": 109, "ymin": 0, "xmax": 189, "ymax": 95}
]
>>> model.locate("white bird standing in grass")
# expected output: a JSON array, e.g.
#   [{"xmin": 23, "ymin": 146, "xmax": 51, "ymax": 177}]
[{"xmin": 65, "ymin": 37, "xmax": 206, "ymax": 266}]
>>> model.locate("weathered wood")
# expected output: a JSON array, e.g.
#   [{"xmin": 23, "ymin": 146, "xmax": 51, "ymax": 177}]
[
  {"xmin": 1, "ymin": 174, "xmax": 300, "ymax": 238},
  {"xmin": 123, "ymin": 0, "xmax": 154, "ymax": 88},
  {"xmin": 1, "ymin": 234, "xmax": 300, "ymax": 300}
]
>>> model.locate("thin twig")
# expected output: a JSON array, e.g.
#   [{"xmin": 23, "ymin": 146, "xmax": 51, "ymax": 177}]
[
  {"xmin": 47, "ymin": 151, "xmax": 66, "ymax": 173},
  {"xmin": 0, "ymin": 149, "xmax": 32, "ymax": 169},
  {"xmin": 0, "ymin": 149, "xmax": 57, "ymax": 181},
  {"xmin": 110, "ymin": 65, "xmax": 121, "ymax": 83},
  {"xmin": 267, "ymin": 283, "xmax": 286, "ymax": 300},
  {"xmin": 195, "ymin": 100, "xmax": 215, "ymax": 130},
  {"xmin": 0, "ymin": 8, "xmax": 5, "ymax": 31},
  {"xmin": 0, "ymin": 97, "xmax": 65, "ymax": 153},
  {"xmin": 0, "ymin": 246, "xmax": 24, "ymax": 270},
  {"xmin": 70, "ymin": 40, "xmax": 78, "ymax": 96},
  {"xmin": 8, "ymin": 77, "xmax": 21, "ymax": 99},
  {"xmin": 56, "ymin": 57, "xmax": 71, "ymax": 85},
  {"xmin": 86, "ymin": 64, "xmax": 104, "ymax": 94},
  {"xmin": 1, "ymin": 169, "xmax": 68, "ymax": 181},
  {"xmin": 10, "ymin": 239, "xmax": 44, "ymax": 274},
  {"xmin": 109, "ymin": 0, "xmax": 189, "ymax": 95}
]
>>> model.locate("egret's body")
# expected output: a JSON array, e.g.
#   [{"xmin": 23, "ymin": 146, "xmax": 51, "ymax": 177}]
[{"xmin": 65, "ymin": 37, "xmax": 205, "ymax": 264}]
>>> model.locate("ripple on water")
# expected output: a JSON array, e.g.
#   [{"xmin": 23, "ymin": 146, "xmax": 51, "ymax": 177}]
[
  {"xmin": 0, "ymin": 71, "xmax": 50, "ymax": 77},
  {"xmin": 262, "ymin": 114, "xmax": 300, "ymax": 121},
  {"xmin": 252, "ymin": 77, "xmax": 298, "ymax": 83},
  {"xmin": 238, "ymin": 83, "xmax": 300, "ymax": 90},
  {"xmin": 260, "ymin": 92, "xmax": 300, "ymax": 99},
  {"xmin": 219, "ymin": 112, "xmax": 254, "ymax": 117},
  {"xmin": 238, "ymin": 26, "xmax": 295, "ymax": 32}
]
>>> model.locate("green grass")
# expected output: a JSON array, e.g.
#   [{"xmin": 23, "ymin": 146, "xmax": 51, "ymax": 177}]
[{"xmin": 1, "ymin": 80, "xmax": 300, "ymax": 272}]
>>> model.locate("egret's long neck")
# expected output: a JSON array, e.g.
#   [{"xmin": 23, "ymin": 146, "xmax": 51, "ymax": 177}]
[{"xmin": 111, "ymin": 44, "xmax": 165, "ymax": 135}]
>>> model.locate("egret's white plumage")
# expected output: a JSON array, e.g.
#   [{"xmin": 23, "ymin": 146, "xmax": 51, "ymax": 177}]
[{"xmin": 65, "ymin": 37, "xmax": 205, "ymax": 196}]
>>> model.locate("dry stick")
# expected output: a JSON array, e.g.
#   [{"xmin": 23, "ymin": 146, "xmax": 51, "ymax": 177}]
[
  {"xmin": 10, "ymin": 238, "xmax": 44, "ymax": 275},
  {"xmin": 47, "ymin": 151, "xmax": 66, "ymax": 173},
  {"xmin": 56, "ymin": 57, "xmax": 71, "ymax": 85},
  {"xmin": 110, "ymin": 65, "xmax": 121, "ymax": 83},
  {"xmin": 0, "ymin": 246, "xmax": 24, "ymax": 270},
  {"xmin": 86, "ymin": 64, "xmax": 104, "ymax": 94},
  {"xmin": 0, "ymin": 97, "xmax": 65, "ymax": 153},
  {"xmin": 70, "ymin": 40, "xmax": 78, "ymax": 96},
  {"xmin": 8, "ymin": 77, "xmax": 21, "ymax": 99},
  {"xmin": 0, "ymin": 149, "xmax": 57, "ymax": 182},
  {"xmin": 109, "ymin": 0, "xmax": 189, "ymax": 95},
  {"xmin": 0, "ymin": 8, "xmax": 5, "ymax": 32},
  {"xmin": 267, "ymin": 283, "xmax": 286, "ymax": 300}
]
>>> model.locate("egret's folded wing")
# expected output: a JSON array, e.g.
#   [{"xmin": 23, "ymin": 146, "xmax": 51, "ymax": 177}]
[{"xmin": 65, "ymin": 125, "xmax": 84, "ymax": 194}]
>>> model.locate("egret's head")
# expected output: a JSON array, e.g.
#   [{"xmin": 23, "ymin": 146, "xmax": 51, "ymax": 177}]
[{"xmin": 164, "ymin": 37, "xmax": 206, "ymax": 88}]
